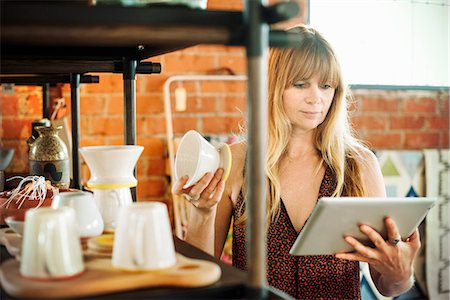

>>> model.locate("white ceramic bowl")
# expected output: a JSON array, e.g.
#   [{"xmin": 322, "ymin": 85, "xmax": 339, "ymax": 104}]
[{"xmin": 5, "ymin": 214, "xmax": 25, "ymax": 235}]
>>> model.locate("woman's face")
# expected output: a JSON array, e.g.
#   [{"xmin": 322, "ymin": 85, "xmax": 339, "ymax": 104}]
[{"xmin": 282, "ymin": 74, "xmax": 335, "ymax": 134}]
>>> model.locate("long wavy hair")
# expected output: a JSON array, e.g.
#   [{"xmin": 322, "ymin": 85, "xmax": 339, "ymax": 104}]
[{"xmin": 240, "ymin": 25, "xmax": 366, "ymax": 224}]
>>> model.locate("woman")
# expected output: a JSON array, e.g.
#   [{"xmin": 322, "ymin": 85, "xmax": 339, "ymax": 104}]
[{"xmin": 172, "ymin": 25, "xmax": 419, "ymax": 299}]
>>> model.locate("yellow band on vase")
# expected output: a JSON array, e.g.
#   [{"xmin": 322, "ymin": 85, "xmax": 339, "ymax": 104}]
[{"xmin": 86, "ymin": 182, "xmax": 137, "ymax": 189}]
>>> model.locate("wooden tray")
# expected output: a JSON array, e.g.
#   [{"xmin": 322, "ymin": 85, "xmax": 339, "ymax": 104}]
[{"xmin": 1, "ymin": 253, "xmax": 222, "ymax": 298}]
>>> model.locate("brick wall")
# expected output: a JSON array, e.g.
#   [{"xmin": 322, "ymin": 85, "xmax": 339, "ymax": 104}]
[{"xmin": 1, "ymin": 0, "xmax": 449, "ymax": 206}]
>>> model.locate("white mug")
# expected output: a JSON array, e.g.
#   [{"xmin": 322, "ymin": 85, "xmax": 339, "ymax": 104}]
[
  {"xmin": 51, "ymin": 191, "xmax": 104, "ymax": 238},
  {"xmin": 112, "ymin": 202, "xmax": 176, "ymax": 271},
  {"xmin": 92, "ymin": 188, "xmax": 133, "ymax": 232},
  {"xmin": 20, "ymin": 207, "xmax": 84, "ymax": 279},
  {"xmin": 175, "ymin": 130, "xmax": 220, "ymax": 188}
]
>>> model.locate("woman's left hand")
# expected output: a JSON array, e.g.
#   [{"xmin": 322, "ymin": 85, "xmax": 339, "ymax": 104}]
[{"xmin": 335, "ymin": 217, "xmax": 420, "ymax": 285}]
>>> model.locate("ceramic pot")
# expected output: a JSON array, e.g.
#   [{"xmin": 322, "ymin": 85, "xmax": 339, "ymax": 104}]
[{"xmin": 28, "ymin": 126, "xmax": 70, "ymax": 188}]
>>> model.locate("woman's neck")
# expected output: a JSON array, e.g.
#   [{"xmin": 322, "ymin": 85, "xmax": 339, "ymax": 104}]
[{"xmin": 285, "ymin": 130, "xmax": 318, "ymax": 160}]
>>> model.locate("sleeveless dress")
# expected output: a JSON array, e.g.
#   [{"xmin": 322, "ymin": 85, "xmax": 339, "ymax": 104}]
[{"xmin": 232, "ymin": 166, "xmax": 361, "ymax": 299}]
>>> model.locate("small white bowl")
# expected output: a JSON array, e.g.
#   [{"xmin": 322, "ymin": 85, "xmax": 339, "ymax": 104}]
[{"xmin": 5, "ymin": 215, "xmax": 25, "ymax": 235}]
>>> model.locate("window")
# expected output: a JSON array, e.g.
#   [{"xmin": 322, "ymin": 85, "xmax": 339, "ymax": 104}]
[{"xmin": 309, "ymin": 0, "xmax": 449, "ymax": 88}]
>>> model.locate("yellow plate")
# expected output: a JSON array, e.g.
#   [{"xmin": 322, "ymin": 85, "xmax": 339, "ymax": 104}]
[{"xmin": 218, "ymin": 143, "xmax": 232, "ymax": 183}]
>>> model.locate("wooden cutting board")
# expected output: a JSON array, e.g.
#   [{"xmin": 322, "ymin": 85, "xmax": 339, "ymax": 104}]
[{"xmin": 0, "ymin": 253, "xmax": 222, "ymax": 298}]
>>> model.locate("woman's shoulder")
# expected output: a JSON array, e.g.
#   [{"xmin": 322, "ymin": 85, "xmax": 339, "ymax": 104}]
[
  {"xmin": 350, "ymin": 144, "xmax": 379, "ymax": 168},
  {"xmin": 226, "ymin": 141, "xmax": 247, "ymax": 206},
  {"xmin": 349, "ymin": 144, "xmax": 386, "ymax": 197},
  {"xmin": 229, "ymin": 140, "xmax": 247, "ymax": 162}
]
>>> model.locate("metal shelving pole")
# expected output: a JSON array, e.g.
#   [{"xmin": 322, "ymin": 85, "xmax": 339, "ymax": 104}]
[
  {"xmin": 123, "ymin": 57, "xmax": 138, "ymax": 202},
  {"xmin": 245, "ymin": 0, "xmax": 269, "ymax": 298},
  {"xmin": 70, "ymin": 73, "xmax": 81, "ymax": 190},
  {"xmin": 42, "ymin": 83, "xmax": 50, "ymax": 119}
]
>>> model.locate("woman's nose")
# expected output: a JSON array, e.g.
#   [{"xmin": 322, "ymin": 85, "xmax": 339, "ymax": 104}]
[{"xmin": 305, "ymin": 86, "xmax": 321, "ymax": 104}]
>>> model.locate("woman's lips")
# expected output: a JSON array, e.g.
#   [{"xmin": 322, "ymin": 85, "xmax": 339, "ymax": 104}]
[{"xmin": 300, "ymin": 111, "xmax": 321, "ymax": 115}]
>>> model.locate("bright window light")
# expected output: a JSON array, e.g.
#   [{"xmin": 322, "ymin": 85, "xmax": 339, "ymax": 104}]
[{"xmin": 310, "ymin": 0, "xmax": 449, "ymax": 87}]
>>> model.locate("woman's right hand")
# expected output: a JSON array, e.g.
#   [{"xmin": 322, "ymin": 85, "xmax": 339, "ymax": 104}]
[{"xmin": 171, "ymin": 168, "xmax": 225, "ymax": 212}]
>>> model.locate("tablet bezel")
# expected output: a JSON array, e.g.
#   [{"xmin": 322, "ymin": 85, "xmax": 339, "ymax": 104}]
[{"xmin": 289, "ymin": 197, "xmax": 436, "ymax": 256}]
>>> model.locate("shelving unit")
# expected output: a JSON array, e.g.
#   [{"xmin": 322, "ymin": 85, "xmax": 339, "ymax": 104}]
[{"xmin": 1, "ymin": 1, "xmax": 300, "ymax": 298}]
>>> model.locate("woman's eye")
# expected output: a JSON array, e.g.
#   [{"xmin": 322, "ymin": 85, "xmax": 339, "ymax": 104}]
[
  {"xmin": 293, "ymin": 83, "xmax": 306, "ymax": 88},
  {"xmin": 321, "ymin": 84, "xmax": 332, "ymax": 89}
]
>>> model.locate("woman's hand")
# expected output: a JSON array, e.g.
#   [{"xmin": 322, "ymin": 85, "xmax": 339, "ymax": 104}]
[
  {"xmin": 335, "ymin": 217, "xmax": 420, "ymax": 296},
  {"xmin": 171, "ymin": 168, "xmax": 225, "ymax": 212}
]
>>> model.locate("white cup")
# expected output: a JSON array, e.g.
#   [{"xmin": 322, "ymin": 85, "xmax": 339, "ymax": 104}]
[
  {"xmin": 20, "ymin": 207, "xmax": 84, "ymax": 279},
  {"xmin": 51, "ymin": 191, "xmax": 104, "ymax": 238},
  {"xmin": 92, "ymin": 188, "xmax": 133, "ymax": 232},
  {"xmin": 175, "ymin": 130, "xmax": 221, "ymax": 188},
  {"xmin": 112, "ymin": 202, "xmax": 176, "ymax": 271}
]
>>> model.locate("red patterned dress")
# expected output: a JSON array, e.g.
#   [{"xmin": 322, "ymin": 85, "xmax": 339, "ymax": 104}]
[{"xmin": 232, "ymin": 166, "xmax": 361, "ymax": 299}]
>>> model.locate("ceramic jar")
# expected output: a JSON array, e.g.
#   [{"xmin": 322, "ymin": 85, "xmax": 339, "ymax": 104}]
[{"xmin": 28, "ymin": 126, "xmax": 70, "ymax": 188}]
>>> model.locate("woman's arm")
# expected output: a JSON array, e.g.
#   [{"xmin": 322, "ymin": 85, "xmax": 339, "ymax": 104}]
[
  {"xmin": 335, "ymin": 149, "xmax": 420, "ymax": 296},
  {"xmin": 172, "ymin": 142, "xmax": 246, "ymax": 258}
]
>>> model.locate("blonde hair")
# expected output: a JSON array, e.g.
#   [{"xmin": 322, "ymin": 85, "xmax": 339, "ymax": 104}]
[{"xmin": 240, "ymin": 25, "xmax": 366, "ymax": 224}]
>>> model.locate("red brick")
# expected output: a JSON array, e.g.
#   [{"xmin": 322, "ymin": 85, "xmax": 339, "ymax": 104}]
[
  {"xmin": 360, "ymin": 98, "xmax": 399, "ymax": 112},
  {"xmin": 441, "ymin": 98, "xmax": 449, "ymax": 114},
  {"xmin": 137, "ymin": 138, "xmax": 165, "ymax": 158},
  {"xmin": 80, "ymin": 95, "xmax": 105, "ymax": 115},
  {"xmin": 202, "ymin": 116, "xmax": 244, "ymax": 134},
  {"xmin": 105, "ymin": 137, "xmax": 124, "ymax": 145},
  {"xmin": 137, "ymin": 178, "xmax": 166, "ymax": 198},
  {"xmin": 85, "ymin": 73, "xmax": 124, "ymax": 93},
  {"xmin": 25, "ymin": 94, "xmax": 42, "ymax": 116},
  {"xmin": 143, "ymin": 117, "xmax": 166, "ymax": 135},
  {"xmin": 1, "ymin": 94, "xmax": 19, "ymax": 116},
  {"xmin": 218, "ymin": 55, "xmax": 247, "ymax": 74},
  {"xmin": 351, "ymin": 115, "xmax": 387, "ymax": 130},
  {"xmin": 390, "ymin": 116, "xmax": 425, "ymax": 130},
  {"xmin": 200, "ymin": 81, "xmax": 247, "ymax": 93},
  {"xmin": 163, "ymin": 54, "xmax": 216, "ymax": 74},
  {"xmin": 88, "ymin": 117, "xmax": 124, "ymax": 135},
  {"xmin": 147, "ymin": 159, "xmax": 166, "ymax": 176},
  {"xmin": 144, "ymin": 74, "xmax": 168, "ymax": 93},
  {"xmin": 221, "ymin": 95, "xmax": 246, "ymax": 113},
  {"xmin": 106, "ymin": 95, "xmax": 124, "ymax": 115},
  {"xmin": 137, "ymin": 95, "xmax": 164, "ymax": 114},
  {"xmin": 366, "ymin": 133, "xmax": 403, "ymax": 149},
  {"xmin": 404, "ymin": 98, "xmax": 437, "ymax": 113},
  {"xmin": 441, "ymin": 132, "xmax": 449, "ymax": 148},
  {"xmin": 192, "ymin": 45, "xmax": 245, "ymax": 55},
  {"xmin": 80, "ymin": 137, "xmax": 107, "ymax": 147},
  {"xmin": 207, "ymin": 0, "xmax": 243, "ymax": 9},
  {"xmin": 136, "ymin": 117, "xmax": 147, "ymax": 136},
  {"xmin": 1, "ymin": 119, "xmax": 33, "ymax": 139},
  {"xmin": 173, "ymin": 117, "xmax": 197, "ymax": 134},
  {"xmin": 405, "ymin": 133, "xmax": 440, "ymax": 148},
  {"xmin": 427, "ymin": 116, "xmax": 449, "ymax": 129}
]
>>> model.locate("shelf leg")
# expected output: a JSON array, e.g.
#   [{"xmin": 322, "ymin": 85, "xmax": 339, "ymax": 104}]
[
  {"xmin": 123, "ymin": 58, "xmax": 137, "ymax": 202},
  {"xmin": 245, "ymin": 0, "xmax": 270, "ymax": 298},
  {"xmin": 70, "ymin": 74, "xmax": 82, "ymax": 190},
  {"xmin": 42, "ymin": 83, "xmax": 50, "ymax": 119}
]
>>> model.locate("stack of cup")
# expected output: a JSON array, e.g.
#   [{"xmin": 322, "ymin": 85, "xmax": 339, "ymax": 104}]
[
  {"xmin": 20, "ymin": 207, "xmax": 85, "ymax": 279},
  {"xmin": 112, "ymin": 202, "xmax": 176, "ymax": 271}
]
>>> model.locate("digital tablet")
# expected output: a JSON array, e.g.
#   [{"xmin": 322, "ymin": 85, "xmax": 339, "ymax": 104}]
[{"xmin": 289, "ymin": 197, "xmax": 436, "ymax": 256}]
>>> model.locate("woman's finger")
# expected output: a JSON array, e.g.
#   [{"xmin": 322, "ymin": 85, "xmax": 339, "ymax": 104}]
[
  {"xmin": 335, "ymin": 252, "xmax": 371, "ymax": 263},
  {"xmin": 384, "ymin": 217, "xmax": 402, "ymax": 246},
  {"xmin": 171, "ymin": 175, "xmax": 189, "ymax": 194},
  {"xmin": 206, "ymin": 179, "xmax": 226, "ymax": 206},
  {"xmin": 343, "ymin": 236, "xmax": 378, "ymax": 261},
  {"xmin": 188, "ymin": 172, "xmax": 214, "ymax": 199},
  {"xmin": 359, "ymin": 224, "xmax": 387, "ymax": 250},
  {"xmin": 198, "ymin": 168, "xmax": 224, "ymax": 201}
]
